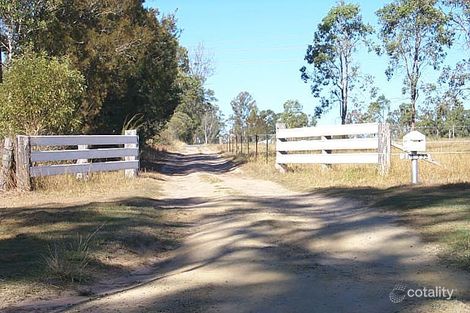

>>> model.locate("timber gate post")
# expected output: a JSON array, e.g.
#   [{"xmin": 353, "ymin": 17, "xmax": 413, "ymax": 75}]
[
  {"xmin": 16, "ymin": 135, "xmax": 32, "ymax": 191},
  {"xmin": 275, "ymin": 123, "xmax": 288, "ymax": 173},
  {"xmin": 378, "ymin": 123, "xmax": 391, "ymax": 175},
  {"xmin": 125, "ymin": 129, "xmax": 138, "ymax": 178}
]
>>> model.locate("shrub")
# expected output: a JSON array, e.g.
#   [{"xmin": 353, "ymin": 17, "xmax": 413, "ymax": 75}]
[{"xmin": 0, "ymin": 51, "xmax": 85, "ymax": 136}]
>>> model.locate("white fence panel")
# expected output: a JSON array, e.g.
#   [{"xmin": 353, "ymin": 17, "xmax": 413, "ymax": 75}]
[
  {"xmin": 16, "ymin": 131, "xmax": 139, "ymax": 190},
  {"xmin": 31, "ymin": 148, "xmax": 139, "ymax": 162},
  {"xmin": 276, "ymin": 138, "xmax": 378, "ymax": 152},
  {"xmin": 31, "ymin": 160, "xmax": 139, "ymax": 177},
  {"xmin": 277, "ymin": 123, "xmax": 380, "ymax": 139},
  {"xmin": 30, "ymin": 135, "xmax": 138, "ymax": 146},
  {"xmin": 275, "ymin": 123, "xmax": 390, "ymax": 174}
]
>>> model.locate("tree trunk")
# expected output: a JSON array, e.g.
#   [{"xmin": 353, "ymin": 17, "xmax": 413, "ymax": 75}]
[
  {"xmin": 0, "ymin": 137, "xmax": 14, "ymax": 191},
  {"xmin": 410, "ymin": 82, "xmax": 417, "ymax": 130},
  {"xmin": 0, "ymin": 49, "xmax": 3, "ymax": 83}
]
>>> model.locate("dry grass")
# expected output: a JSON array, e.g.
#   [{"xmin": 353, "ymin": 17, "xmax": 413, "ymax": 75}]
[
  {"xmin": 231, "ymin": 140, "xmax": 470, "ymax": 271},
  {"xmin": 239, "ymin": 140, "xmax": 470, "ymax": 189},
  {"xmin": 0, "ymin": 147, "xmax": 194, "ymax": 309}
]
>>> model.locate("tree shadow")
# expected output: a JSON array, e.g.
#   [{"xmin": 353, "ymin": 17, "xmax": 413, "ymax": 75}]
[
  {"xmin": 141, "ymin": 148, "xmax": 241, "ymax": 176},
  {"xmin": 3, "ymin": 148, "xmax": 470, "ymax": 312},
  {"xmin": 0, "ymin": 196, "xmax": 202, "ymax": 290},
  {"xmin": 35, "ymin": 189, "xmax": 469, "ymax": 313}
]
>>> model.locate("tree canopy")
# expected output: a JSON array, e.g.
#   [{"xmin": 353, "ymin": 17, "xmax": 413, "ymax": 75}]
[
  {"xmin": 0, "ymin": 0, "xmax": 184, "ymax": 141},
  {"xmin": 0, "ymin": 51, "xmax": 84, "ymax": 136},
  {"xmin": 377, "ymin": 0, "xmax": 453, "ymax": 128},
  {"xmin": 301, "ymin": 1, "xmax": 373, "ymax": 124}
]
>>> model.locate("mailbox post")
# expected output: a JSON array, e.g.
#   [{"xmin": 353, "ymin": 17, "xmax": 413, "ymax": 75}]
[{"xmin": 402, "ymin": 131, "xmax": 427, "ymax": 184}]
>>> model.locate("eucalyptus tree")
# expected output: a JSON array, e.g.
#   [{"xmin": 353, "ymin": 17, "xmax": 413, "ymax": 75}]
[
  {"xmin": 230, "ymin": 91, "xmax": 256, "ymax": 136},
  {"xmin": 279, "ymin": 100, "xmax": 309, "ymax": 128},
  {"xmin": 300, "ymin": 1, "xmax": 373, "ymax": 124},
  {"xmin": 377, "ymin": 0, "xmax": 453, "ymax": 129},
  {"xmin": 443, "ymin": 0, "xmax": 470, "ymax": 48},
  {"xmin": 0, "ymin": 0, "xmax": 58, "ymax": 63}
]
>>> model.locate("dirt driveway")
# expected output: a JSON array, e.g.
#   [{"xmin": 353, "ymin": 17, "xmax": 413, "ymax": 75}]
[{"xmin": 56, "ymin": 146, "xmax": 469, "ymax": 312}]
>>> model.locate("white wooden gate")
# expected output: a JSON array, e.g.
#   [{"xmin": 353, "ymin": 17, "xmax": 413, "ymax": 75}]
[
  {"xmin": 275, "ymin": 123, "xmax": 390, "ymax": 174},
  {"xmin": 16, "ymin": 130, "xmax": 139, "ymax": 191}
]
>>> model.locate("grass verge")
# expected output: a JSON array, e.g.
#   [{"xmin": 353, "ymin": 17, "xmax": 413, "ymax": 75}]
[
  {"xmin": 0, "ymin": 149, "xmax": 192, "ymax": 309},
  {"xmin": 240, "ymin": 155, "xmax": 470, "ymax": 271}
]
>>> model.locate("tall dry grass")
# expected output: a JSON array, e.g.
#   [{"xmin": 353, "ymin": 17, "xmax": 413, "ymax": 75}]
[{"xmin": 236, "ymin": 140, "xmax": 470, "ymax": 190}]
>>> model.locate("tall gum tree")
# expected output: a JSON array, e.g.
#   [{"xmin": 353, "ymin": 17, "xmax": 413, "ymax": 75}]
[
  {"xmin": 300, "ymin": 1, "xmax": 373, "ymax": 124},
  {"xmin": 377, "ymin": 0, "xmax": 453, "ymax": 129}
]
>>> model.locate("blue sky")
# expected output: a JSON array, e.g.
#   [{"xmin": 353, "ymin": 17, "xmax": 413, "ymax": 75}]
[{"xmin": 145, "ymin": 0, "xmax": 466, "ymax": 125}]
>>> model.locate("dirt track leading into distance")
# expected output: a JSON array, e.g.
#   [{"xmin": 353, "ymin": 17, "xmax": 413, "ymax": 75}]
[{"xmin": 34, "ymin": 146, "xmax": 470, "ymax": 312}]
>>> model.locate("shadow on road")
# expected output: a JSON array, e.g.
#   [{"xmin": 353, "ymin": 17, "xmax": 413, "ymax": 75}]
[
  {"xmin": 3, "ymin": 149, "xmax": 469, "ymax": 313},
  {"xmin": 141, "ymin": 148, "xmax": 240, "ymax": 176}
]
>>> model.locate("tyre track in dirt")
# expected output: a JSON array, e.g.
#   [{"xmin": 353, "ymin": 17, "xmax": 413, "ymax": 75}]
[{"xmin": 62, "ymin": 146, "xmax": 470, "ymax": 312}]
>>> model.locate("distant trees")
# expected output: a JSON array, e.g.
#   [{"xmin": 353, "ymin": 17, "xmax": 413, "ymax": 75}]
[
  {"xmin": 0, "ymin": 52, "xmax": 84, "ymax": 136},
  {"xmin": 201, "ymin": 105, "xmax": 223, "ymax": 144},
  {"xmin": 161, "ymin": 45, "xmax": 222, "ymax": 144},
  {"xmin": 279, "ymin": 100, "xmax": 309, "ymax": 128},
  {"xmin": 301, "ymin": 1, "xmax": 373, "ymax": 124},
  {"xmin": 377, "ymin": 0, "xmax": 452, "ymax": 129},
  {"xmin": 228, "ymin": 95, "xmax": 315, "ymax": 136},
  {"xmin": 230, "ymin": 92, "xmax": 257, "ymax": 137},
  {"xmin": 347, "ymin": 95, "xmax": 391, "ymax": 124}
]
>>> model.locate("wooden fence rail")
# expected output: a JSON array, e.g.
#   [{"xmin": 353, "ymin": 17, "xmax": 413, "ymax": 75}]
[
  {"xmin": 275, "ymin": 123, "xmax": 390, "ymax": 174},
  {"xmin": 16, "ymin": 130, "xmax": 139, "ymax": 191}
]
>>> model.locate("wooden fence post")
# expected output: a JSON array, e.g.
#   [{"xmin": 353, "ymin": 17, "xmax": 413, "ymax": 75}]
[
  {"xmin": 265, "ymin": 134, "xmax": 269, "ymax": 163},
  {"xmin": 0, "ymin": 137, "xmax": 14, "ymax": 191},
  {"xmin": 125, "ymin": 129, "xmax": 138, "ymax": 178},
  {"xmin": 247, "ymin": 136, "xmax": 250, "ymax": 158},
  {"xmin": 76, "ymin": 145, "xmax": 89, "ymax": 180},
  {"xmin": 321, "ymin": 135, "xmax": 332, "ymax": 169},
  {"xmin": 378, "ymin": 123, "xmax": 391, "ymax": 175},
  {"xmin": 255, "ymin": 135, "xmax": 258, "ymax": 160},
  {"xmin": 16, "ymin": 135, "xmax": 31, "ymax": 191},
  {"xmin": 275, "ymin": 123, "xmax": 288, "ymax": 173},
  {"xmin": 235, "ymin": 135, "xmax": 238, "ymax": 154}
]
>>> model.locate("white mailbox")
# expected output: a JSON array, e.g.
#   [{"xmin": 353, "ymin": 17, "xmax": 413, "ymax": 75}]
[{"xmin": 403, "ymin": 131, "xmax": 426, "ymax": 152}]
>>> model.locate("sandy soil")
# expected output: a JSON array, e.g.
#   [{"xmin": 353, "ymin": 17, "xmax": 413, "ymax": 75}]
[{"xmin": 8, "ymin": 146, "xmax": 470, "ymax": 312}]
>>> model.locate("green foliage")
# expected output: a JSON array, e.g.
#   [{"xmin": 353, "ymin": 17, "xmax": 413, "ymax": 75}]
[
  {"xmin": 301, "ymin": 1, "xmax": 373, "ymax": 124},
  {"xmin": 443, "ymin": 0, "xmax": 470, "ymax": 48},
  {"xmin": 347, "ymin": 95, "xmax": 391, "ymax": 124},
  {"xmin": 8, "ymin": 0, "xmax": 182, "ymax": 141},
  {"xmin": 0, "ymin": 51, "xmax": 84, "ymax": 136},
  {"xmin": 161, "ymin": 111, "xmax": 195, "ymax": 143},
  {"xmin": 161, "ymin": 68, "xmax": 221, "ymax": 144},
  {"xmin": 230, "ymin": 91, "xmax": 256, "ymax": 136},
  {"xmin": 201, "ymin": 104, "xmax": 223, "ymax": 144},
  {"xmin": 0, "ymin": 0, "xmax": 59, "ymax": 61},
  {"xmin": 387, "ymin": 103, "xmax": 413, "ymax": 136},
  {"xmin": 377, "ymin": 0, "xmax": 453, "ymax": 127},
  {"xmin": 248, "ymin": 109, "xmax": 279, "ymax": 135},
  {"xmin": 279, "ymin": 100, "xmax": 309, "ymax": 128}
]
